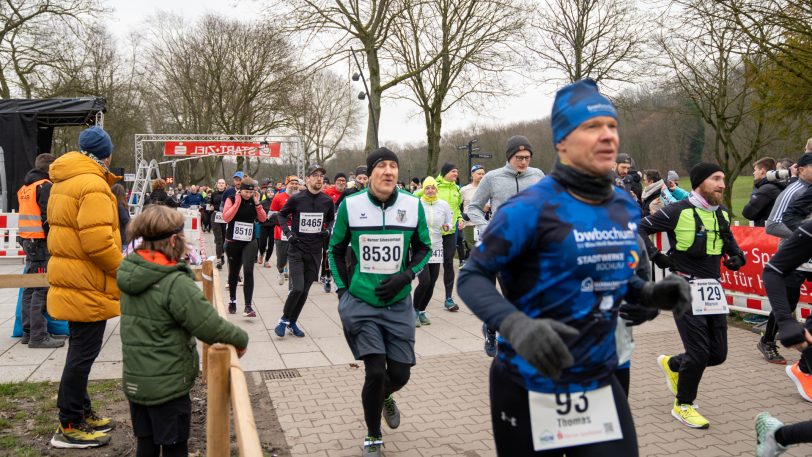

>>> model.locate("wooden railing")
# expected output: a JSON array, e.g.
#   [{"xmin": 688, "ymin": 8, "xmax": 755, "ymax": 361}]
[{"xmin": 0, "ymin": 259, "xmax": 263, "ymax": 456}]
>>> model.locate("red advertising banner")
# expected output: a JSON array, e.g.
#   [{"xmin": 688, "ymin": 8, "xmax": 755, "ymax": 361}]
[
  {"xmin": 719, "ymin": 226, "xmax": 812, "ymax": 304},
  {"xmin": 163, "ymin": 141, "xmax": 281, "ymax": 158}
]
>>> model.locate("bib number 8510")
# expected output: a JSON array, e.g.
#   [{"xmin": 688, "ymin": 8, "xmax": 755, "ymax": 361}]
[{"xmin": 361, "ymin": 245, "xmax": 401, "ymax": 263}]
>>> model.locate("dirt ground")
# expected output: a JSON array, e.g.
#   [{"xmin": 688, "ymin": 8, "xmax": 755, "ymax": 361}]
[{"xmin": 0, "ymin": 374, "xmax": 289, "ymax": 457}]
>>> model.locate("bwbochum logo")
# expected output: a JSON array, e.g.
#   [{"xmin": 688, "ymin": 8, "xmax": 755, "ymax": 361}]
[{"xmin": 573, "ymin": 223, "xmax": 637, "ymax": 243}]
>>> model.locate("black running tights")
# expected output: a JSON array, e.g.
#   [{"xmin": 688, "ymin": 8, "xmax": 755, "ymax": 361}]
[
  {"xmin": 226, "ymin": 240, "xmax": 257, "ymax": 305},
  {"xmin": 776, "ymin": 420, "xmax": 812, "ymax": 446},
  {"xmin": 361, "ymin": 354, "xmax": 411, "ymax": 437},
  {"xmin": 136, "ymin": 437, "xmax": 187, "ymax": 457}
]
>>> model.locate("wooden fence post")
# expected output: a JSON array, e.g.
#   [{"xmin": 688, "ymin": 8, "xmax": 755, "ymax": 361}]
[
  {"xmin": 201, "ymin": 260, "xmax": 214, "ymax": 383},
  {"xmin": 207, "ymin": 344, "xmax": 230, "ymax": 457}
]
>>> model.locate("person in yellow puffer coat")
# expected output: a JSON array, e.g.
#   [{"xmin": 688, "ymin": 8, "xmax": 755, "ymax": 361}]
[{"xmin": 47, "ymin": 126, "xmax": 123, "ymax": 449}]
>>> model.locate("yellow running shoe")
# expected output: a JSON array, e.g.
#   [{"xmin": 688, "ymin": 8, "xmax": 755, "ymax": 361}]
[
  {"xmin": 85, "ymin": 410, "xmax": 115, "ymax": 433},
  {"xmin": 658, "ymin": 355, "xmax": 679, "ymax": 395},
  {"xmin": 672, "ymin": 400, "xmax": 710, "ymax": 429},
  {"xmin": 50, "ymin": 422, "xmax": 111, "ymax": 449}
]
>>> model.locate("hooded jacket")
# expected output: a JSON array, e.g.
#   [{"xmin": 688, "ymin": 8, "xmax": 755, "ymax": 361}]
[
  {"xmin": 118, "ymin": 252, "xmax": 248, "ymax": 405},
  {"xmin": 467, "ymin": 163, "xmax": 544, "ymax": 228},
  {"xmin": 742, "ymin": 178, "xmax": 787, "ymax": 227},
  {"xmin": 47, "ymin": 152, "xmax": 122, "ymax": 322}
]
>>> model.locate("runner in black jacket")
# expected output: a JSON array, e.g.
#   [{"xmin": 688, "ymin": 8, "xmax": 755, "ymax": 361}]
[{"xmin": 274, "ymin": 164, "xmax": 335, "ymax": 338}]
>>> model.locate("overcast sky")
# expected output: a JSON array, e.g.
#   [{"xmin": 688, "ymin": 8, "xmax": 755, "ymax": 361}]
[{"xmin": 108, "ymin": 0, "xmax": 556, "ymax": 148}]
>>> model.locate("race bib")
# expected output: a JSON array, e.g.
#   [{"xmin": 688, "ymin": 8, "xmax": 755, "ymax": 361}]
[
  {"xmin": 299, "ymin": 212, "xmax": 324, "ymax": 234},
  {"xmin": 232, "ymin": 221, "xmax": 254, "ymax": 242},
  {"xmin": 429, "ymin": 248, "xmax": 443, "ymax": 264},
  {"xmin": 474, "ymin": 226, "xmax": 482, "ymax": 242},
  {"xmin": 689, "ymin": 278, "xmax": 729, "ymax": 315},
  {"xmin": 213, "ymin": 212, "xmax": 225, "ymax": 224},
  {"xmin": 359, "ymin": 234, "xmax": 404, "ymax": 274},
  {"xmin": 206, "ymin": 204, "xmax": 214, "ymax": 211},
  {"xmin": 529, "ymin": 385, "xmax": 622, "ymax": 451}
]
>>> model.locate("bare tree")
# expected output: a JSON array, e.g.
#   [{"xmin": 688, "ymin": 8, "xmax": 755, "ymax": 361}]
[
  {"xmin": 657, "ymin": 0, "xmax": 778, "ymax": 211},
  {"xmin": 0, "ymin": 0, "xmax": 102, "ymax": 98},
  {"xmin": 389, "ymin": 0, "xmax": 523, "ymax": 175},
  {"xmin": 288, "ymin": 69, "xmax": 360, "ymax": 166},
  {"xmin": 142, "ymin": 14, "xmax": 296, "ymax": 183},
  {"xmin": 280, "ymin": 0, "xmax": 444, "ymax": 153},
  {"xmin": 530, "ymin": 0, "xmax": 650, "ymax": 85}
]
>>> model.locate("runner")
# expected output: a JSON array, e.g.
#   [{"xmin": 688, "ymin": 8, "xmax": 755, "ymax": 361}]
[
  {"xmin": 754, "ymin": 218, "xmax": 812, "ymax": 456},
  {"xmin": 412, "ymin": 176, "xmax": 452, "ymax": 327},
  {"xmin": 458, "ymin": 78, "xmax": 690, "ymax": 456},
  {"xmin": 459, "ymin": 164, "xmax": 486, "ymax": 266},
  {"xmin": 639, "ymin": 162, "xmax": 746, "ymax": 429},
  {"xmin": 271, "ymin": 176, "xmax": 299, "ymax": 285},
  {"xmin": 258, "ymin": 185, "xmax": 277, "ymax": 267},
  {"xmin": 274, "ymin": 165, "xmax": 335, "ymax": 338},
  {"xmin": 467, "ymin": 134, "xmax": 544, "ymax": 357},
  {"xmin": 328, "ymin": 148, "xmax": 431, "ymax": 457},
  {"xmin": 222, "ymin": 178, "xmax": 267, "ymax": 317},
  {"xmin": 321, "ymin": 172, "xmax": 347, "ymax": 293},
  {"xmin": 209, "ymin": 179, "xmax": 228, "ymax": 270}
]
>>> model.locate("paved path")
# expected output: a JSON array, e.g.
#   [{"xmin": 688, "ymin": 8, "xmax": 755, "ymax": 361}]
[{"xmin": 1, "ymin": 233, "xmax": 811, "ymax": 455}]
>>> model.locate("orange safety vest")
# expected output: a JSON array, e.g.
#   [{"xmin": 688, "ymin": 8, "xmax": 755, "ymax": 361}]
[{"xmin": 17, "ymin": 178, "xmax": 49, "ymax": 239}]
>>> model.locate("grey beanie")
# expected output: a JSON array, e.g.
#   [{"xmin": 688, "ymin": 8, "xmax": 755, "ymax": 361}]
[
  {"xmin": 666, "ymin": 170, "xmax": 679, "ymax": 182},
  {"xmin": 505, "ymin": 135, "xmax": 533, "ymax": 161}
]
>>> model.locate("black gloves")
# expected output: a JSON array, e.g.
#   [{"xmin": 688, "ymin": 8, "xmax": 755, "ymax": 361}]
[
  {"xmin": 640, "ymin": 274, "xmax": 692, "ymax": 319},
  {"xmin": 619, "ymin": 303, "xmax": 660, "ymax": 326},
  {"xmin": 374, "ymin": 271, "xmax": 414, "ymax": 301},
  {"xmin": 498, "ymin": 312, "xmax": 579, "ymax": 379},
  {"xmin": 653, "ymin": 252, "xmax": 673, "ymax": 270},
  {"xmin": 723, "ymin": 253, "xmax": 746, "ymax": 271},
  {"xmin": 337, "ymin": 288, "xmax": 347, "ymax": 299}
]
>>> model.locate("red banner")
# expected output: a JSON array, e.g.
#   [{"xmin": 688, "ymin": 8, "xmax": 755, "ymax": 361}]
[
  {"xmin": 163, "ymin": 141, "xmax": 281, "ymax": 158},
  {"xmin": 719, "ymin": 226, "xmax": 812, "ymax": 303}
]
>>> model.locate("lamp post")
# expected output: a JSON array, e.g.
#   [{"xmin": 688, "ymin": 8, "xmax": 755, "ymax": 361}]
[{"xmin": 350, "ymin": 48, "xmax": 379, "ymax": 150}]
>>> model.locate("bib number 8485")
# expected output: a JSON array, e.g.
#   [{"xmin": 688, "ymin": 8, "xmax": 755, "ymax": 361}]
[{"xmin": 361, "ymin": 245, "xmax": 401, "ymax": 263}]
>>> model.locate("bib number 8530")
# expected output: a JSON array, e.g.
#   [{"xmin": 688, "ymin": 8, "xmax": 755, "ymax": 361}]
[{"xmin": 361, "ymin": 245, "xmax": 401, "ymax": 263}]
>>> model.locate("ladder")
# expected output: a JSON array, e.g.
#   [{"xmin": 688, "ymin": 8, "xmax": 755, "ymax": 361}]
[{"xmin": 127, "ymin": 159, "xmax": 161, "ymax": 216}]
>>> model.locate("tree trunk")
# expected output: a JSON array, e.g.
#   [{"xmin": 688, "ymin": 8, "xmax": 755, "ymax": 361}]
[
  {"xmin": 365, "ymin": 47, "xmax": 382, "ymax": 155},
  {"xmin": 424, "ymin": 108, "xmax": 443, "ymax": 176}
]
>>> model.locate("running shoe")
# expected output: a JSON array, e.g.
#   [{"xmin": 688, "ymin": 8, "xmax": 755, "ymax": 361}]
[
  {"xmin": 50, "ymin": 422, "xmax": 110, "ymax": 449},
  {"xmin": 277, "ymin": 273, "xmax": 284, "ymax": 285},
  {"xmin": 658, "ymin": 355, "xmax": 679, "ymax": 395},
  {"xmin": 444, "ymin": 298, "xmax": 459, "ymax": 312},
  {"xmin": 228, "ymin": 299, "xmax": 237, "ymax": 315},
  {"xmin": 362, "ymin": 436, "xmax": 383, "ymax": 457},
  {"xmin": 323, "ymin": 277, "xmax": 331, "ymax": 293},
  {"xmin": 215, "ymin": 259, "xmax": 223, "ymax": 270},
  {"xmin": 382, "ymin": 395, "xmax": 400, "ymax": 429},
  {"xmin": 84, "ymin": 411, "xmax": 115, "ymax": 433},
  {"xmin": 264, "ymin": 261, "xmax": 271, "ymax": 268},
  {"xmin": 786, "ymin": 362, "xmax": 812, "ymax": 402},
  {"xmin": 287, "ymin": 322, "xmax": 305, "ymax": 337},
  {"xmin": 483, "ymin": 323, "xmax": 497, "ymax": 358},
  {"xmin": 418, "ymin": 311, "xmax": 431, "ymax": 325},
  {"xmin": 284, "ymin": 268, "xmax": 289, "ymax": 281},
  {"xmin": 757, "ymin": 340, "xmax": 787, "ymax": 365},
  {"xmin": 415, "ymin": 312, "xmax": 422, "ymax": 328},
  {"xmin": 243, "ymin": 305, "xmax": 256, "ymax": 318},
  {"xmin": 671, "ymin": 400, "xmax": 709, "ymax": 429},
  {"xmin": 274, "ymin": 318, "xmax": 289, "ymax": 337},
  {"xmin": 755, "ymin": 412, "xmax": 789, "ymax": 457}
]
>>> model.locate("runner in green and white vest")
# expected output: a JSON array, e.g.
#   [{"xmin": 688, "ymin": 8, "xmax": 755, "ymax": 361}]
[{"xmin": 328, "ymin": 147, "xmax": 431, "ymax": 457}]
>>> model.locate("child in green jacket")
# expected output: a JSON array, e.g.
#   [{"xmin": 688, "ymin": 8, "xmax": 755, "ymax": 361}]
[{"xmin": 118, "ymin": 205, "xmax": 248, "ymax": 457}]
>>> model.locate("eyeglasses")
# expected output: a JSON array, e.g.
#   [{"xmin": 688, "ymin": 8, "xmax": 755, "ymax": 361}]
[
  {"xmin": 309, "ymin": 174, "xmax": 325, "ymax": 179},
  {"xmin": 512, "ymin": 155, "xmax": 532, "ymax": 162}
]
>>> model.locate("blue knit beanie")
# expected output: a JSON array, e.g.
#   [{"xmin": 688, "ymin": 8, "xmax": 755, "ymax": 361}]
[
  {"xmin": 78, "ymin": 126, "xmax": 113, "ymax": 159},
  {"xmin": 550, "ymin": 78, "xmax": 617, "ymax": 146}
]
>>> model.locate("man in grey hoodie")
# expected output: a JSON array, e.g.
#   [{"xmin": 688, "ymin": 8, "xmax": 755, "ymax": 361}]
[{"xmin": 465, "ymin": 135, "xmax": 545, "ymax": 357}]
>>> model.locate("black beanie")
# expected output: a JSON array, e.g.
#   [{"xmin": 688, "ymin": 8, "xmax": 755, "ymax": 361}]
[
  {"xmin": 689, "ymin": 162, "xmax": 724, "ymax": 189},
  {"xmin": 440, "ymin": 163, "xmax": 457, "ymax": 177},
  {"xmin": 355, "ymin": 166, "xmax": 368, "ymax": 177},
  {"xmin": 505, "ymin": 135, "xmax": 533, "ymax": 161},
  {"xmin": 334, "ymin": 172, "xmax": 347, "ymax": 182},
  {"xmin": 366, "ymin": 147, "xmax": 398, "ymax": 173}
]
